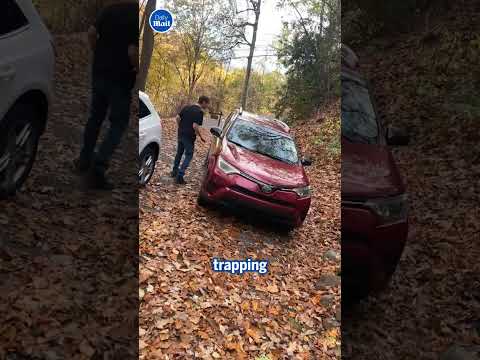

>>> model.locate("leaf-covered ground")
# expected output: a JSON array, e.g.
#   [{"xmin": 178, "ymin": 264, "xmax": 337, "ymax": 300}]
[
  {"xmin": 0, "ymin": 34, "xmax": 138, "ymax": 358},
  {"xmin": 343, "ymin": 2, "xmax": 480, "ymax": 359},
  {"xmin": 139, "ymin": 104, "xmax": 341, "ymax": 359}
]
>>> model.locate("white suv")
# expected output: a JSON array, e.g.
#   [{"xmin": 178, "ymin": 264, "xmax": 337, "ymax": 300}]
[
  {"xmin": 139, "ymin": 91, "xmax": 162, "ymax": 186},
  {"xmin": 0, "ymin": 0, "xmax": 55, "ymax": 197}
]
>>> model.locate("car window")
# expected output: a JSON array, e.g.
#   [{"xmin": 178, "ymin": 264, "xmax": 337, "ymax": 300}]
[
  {"xmin": 342, "ymin": 78, "xmax": 379, "ymax": 144},
  {"xmin": 227, "ymin": 119, "xmax": 299, "ymax": 164},
  {"xmin": 139, "ymin": 99, "xmax": 151, "ymax": 119},
  {"xmin": 0, "ymin": 0, "xmax": 29, "ymax": 36}
]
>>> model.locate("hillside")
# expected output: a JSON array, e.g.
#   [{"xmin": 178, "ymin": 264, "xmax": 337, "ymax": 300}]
[{"xmin": 343, "ymin": 1, "xmax": 480, "ymax": 359}]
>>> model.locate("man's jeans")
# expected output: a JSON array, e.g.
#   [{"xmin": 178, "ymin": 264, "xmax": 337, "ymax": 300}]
[
  {"xmin": 79, "ymin": 76, "xmax": 132, "ymax": 176},
  {"xmin": 173, "ymin": 136, "xmax": 195, "ymax": 177}
]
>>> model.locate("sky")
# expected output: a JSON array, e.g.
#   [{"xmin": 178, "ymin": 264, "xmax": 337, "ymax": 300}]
[
  {"xmin": 156, "ymin": 0, "xmax": 295, "ymax": 73},
  {"xmin": 230, "ymin": 0, "xmax": 294, "ymax": 72}
]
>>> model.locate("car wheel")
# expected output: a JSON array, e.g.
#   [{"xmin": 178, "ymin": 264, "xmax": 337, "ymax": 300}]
[
  {"xmin": 139, "ymin": 145, "xmax": 157, "ymax": 186},
  {"xmin": 0, "ymin": 104, "xmax": 41, "ymax": 198},
  {"xmin": 342, "ymin": 261, "xmax": 371, "ymax": 307},
  {"xmin": 342, "ymin": 242, "xmax": 390, "ymax": 307},
  {"xmin": 197, "ymin": 190, "xmax": 211, "ymax": 207},
  {"xmin": 283, "ymin": 224, "xmax": 296, "ymax": 233}
]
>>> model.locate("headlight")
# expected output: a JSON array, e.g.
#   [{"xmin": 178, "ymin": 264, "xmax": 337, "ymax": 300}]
[
  {"xmin": 365, "ymin": 194, "xmax": 408, "ymax": 225},
  {"xmin": 291, "ymin": 186, "xmax": 311, "ymax": 198},
  {"xmin": 217, "ymin": 157, "xmax": 240, "ymax": 175}
]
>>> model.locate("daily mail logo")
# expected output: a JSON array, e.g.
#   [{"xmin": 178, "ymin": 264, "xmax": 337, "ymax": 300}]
[{"xmin": 149, "ymin": 9, "xmax": 174, "ymax": 33}]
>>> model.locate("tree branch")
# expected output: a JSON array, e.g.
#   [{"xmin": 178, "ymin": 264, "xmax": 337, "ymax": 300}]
[{"xmin": 236, "ymin": 8, "xmax": 255, "ymax": 14}]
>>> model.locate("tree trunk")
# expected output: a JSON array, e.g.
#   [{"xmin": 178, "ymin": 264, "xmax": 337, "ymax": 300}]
[
  {"xmin": 138, "ymin": 0, "xmax": 156, "ymax": 91},
  {"xmin": 240, "ymin": 0, "xmax": 261, "ymax": 110}
]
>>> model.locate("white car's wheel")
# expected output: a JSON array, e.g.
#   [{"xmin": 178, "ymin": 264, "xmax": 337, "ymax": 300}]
[
  {"xmin": 0, "ymin": 104, "xmax": 40, "ymax": 198},
  {"xmin": 139, "ymin": 145, "xmax": 157, "ymax": 186}
]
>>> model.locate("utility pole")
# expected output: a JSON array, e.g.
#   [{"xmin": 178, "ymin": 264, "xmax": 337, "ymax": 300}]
[{"xmin": 240, "ymin": 0, "xmax": 261, "ymax": 110}]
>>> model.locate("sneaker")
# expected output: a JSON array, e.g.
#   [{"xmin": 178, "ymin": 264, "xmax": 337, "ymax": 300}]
[
  {"xmin": 175, "ymin": 175, "xmax": 186, "ymax": 185},
  {"xmin": 73, "ymin": 158, "xmax": 90, "ymax": 175},
  {"xmin": 170, "ymin": 169, "xmax": 178, "ymax": 178}
]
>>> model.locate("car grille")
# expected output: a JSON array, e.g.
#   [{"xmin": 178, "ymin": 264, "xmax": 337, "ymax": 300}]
[{"xmin": 230, "ymin": 185, "xmax": 293, "ymax": 207}]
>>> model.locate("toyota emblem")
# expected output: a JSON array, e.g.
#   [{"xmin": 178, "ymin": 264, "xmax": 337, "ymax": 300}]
[{"xmin": 261, "ymin": 185, "xmax": 273, "ymax": 193}]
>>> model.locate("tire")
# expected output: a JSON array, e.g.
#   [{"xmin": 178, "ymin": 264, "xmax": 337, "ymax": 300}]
[
  {"xmin": 0, "ymin": 104, "xmax": 41, "ymax": 198},
  {"xmin": 342, "ymin": 242, "xmax": 392, "ymax": 307},
  {"xmin": 197, "ymin": 191, "xmax": 210, "ymax": 207},
  {"xmin": 342, "ymin": 262, "xmax": 371, "ymax": 307},
  {"xmin": 197, "ymin": 193, "xmax": 208, "ymax": 207},
  {"xmin": 139, "ymin": 145, "xmax": 158, "ymax": 186},
  {"xmin": 282, "ymin": 224, "xmax": 296, "ymax": 233},
  {"xmin": 197, "ymin": 160, "xmax": 212, "ymax": 206}
]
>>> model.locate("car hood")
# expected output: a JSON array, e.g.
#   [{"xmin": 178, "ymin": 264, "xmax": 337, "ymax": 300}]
[
  {"xmin": 342, "ymin": 139, "xmax": 405, "ymax": 199},
  {"xmin": 222, "ymin": 142, "xmax": 308, "ymax": 187}
]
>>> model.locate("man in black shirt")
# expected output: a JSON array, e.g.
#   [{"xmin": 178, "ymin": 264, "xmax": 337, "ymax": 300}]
[
  {"xmin": 75, "ymin": 0, "xmax": 138, "ymax": 190},
  {"xmin": 171, "ymin": 96, "xmax": 210, "ymax": 184}
]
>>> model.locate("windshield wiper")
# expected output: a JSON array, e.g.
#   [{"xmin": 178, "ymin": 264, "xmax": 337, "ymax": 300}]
[
  {"xmin": 257, "ymin": 151, "xmax": 295, "ymax": 164},
  {"xmin": 229, "ymin": 139, "xmax": 295, "ymax": 164},
  {"xmin": 227, "ymin": 139, "xmax": 249, "ymax": 150},
  {"xmin": 342, "ymin": 130, "xmax": 375, "ymax": 144}
]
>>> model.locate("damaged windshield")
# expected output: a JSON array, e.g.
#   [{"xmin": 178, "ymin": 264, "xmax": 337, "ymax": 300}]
[
  {"xmin": 341, "ymin": 77, "xmax": 379, "ymax": 144},
  {"xmin": 227, "ymin": 119, "xmax": 299, "ymax": 164}
]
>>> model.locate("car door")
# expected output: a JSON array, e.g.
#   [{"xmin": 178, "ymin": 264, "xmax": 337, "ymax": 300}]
[
  {"xmin": 0, "ymin": 0, "xmax": 31, "ymax": 120},
  {"xmin": 139, "ymin": 97, "xmax": 153, "ymax": 154}
]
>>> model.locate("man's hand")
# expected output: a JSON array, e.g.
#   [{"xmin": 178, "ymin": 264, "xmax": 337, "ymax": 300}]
[
  {"xmin": 193, "ymin": 123, "xmax": 206, "ymax": 142},
  {"xmin": 199, "ymin": 128, "xmax": 207, "ymax": 143}
]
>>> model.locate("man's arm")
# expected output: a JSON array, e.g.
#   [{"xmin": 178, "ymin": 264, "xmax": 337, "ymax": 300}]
[
  {"xmin": 127, "ymin": 16, "xmax": 139, "ymax": 73},
  {"xmin": 128, "ymin": 44, "xmax": 139, "ymax": 73},
  {"xmin": 87, "ymin": 25, "xmax": 97, "ymax": 51},
  {"xmin": 193, "ymin": 110, "xmax": 206, "ymax": 142},
  {"xmin": 193, "ymin": 123, "xmax": 206, "ymax": 142}
]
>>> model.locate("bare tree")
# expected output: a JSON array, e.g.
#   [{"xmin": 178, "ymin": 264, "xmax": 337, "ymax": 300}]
[
  {"xmin": 238, "ymin": 0, "xmax": 262, "ymax": 110},
  {"xmin": 138, "ymin": 0, "xmax": 156, "ymax": 91},
  {"xmin": 169, "ymin": 0, "xmax": 237, "ymax": 102}
]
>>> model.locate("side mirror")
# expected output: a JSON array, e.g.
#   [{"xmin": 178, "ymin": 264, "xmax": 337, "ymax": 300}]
[
  {"xmin": 386, "ymin": 125, "xmax": 409, "ymax": 146},
  {"xmin": 301, "ymin": 157, "xmax": 313, "ymax": 166},
  {"xmin": 210, "ymin": 127, "xmax": 222, "ymax": 138}
]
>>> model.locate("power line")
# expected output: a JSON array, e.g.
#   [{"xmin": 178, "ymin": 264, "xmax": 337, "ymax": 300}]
[
  {"xmin": 234, "ymin": 47, "xmax": 275, "ymax": 51},
  {"xmin": 230, "ymin": 54, "xmax": 278, "ymax": 59},
  {"xmin": 232, "ymin": 50, "xmax": 275, "ymax": 54}
]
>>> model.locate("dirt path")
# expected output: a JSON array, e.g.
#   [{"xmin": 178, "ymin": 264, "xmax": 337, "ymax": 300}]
[
  {"xmin": 0, "ymin": 34, "xmax": 138, "ymax": 358},
  {"xmin": 139, "ymin": 109, "xmax": 341, "ymax": 358}
]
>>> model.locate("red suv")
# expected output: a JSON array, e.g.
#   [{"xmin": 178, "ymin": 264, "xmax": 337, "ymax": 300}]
[
  {"xmin": 198, "ymin": 110, "xmax": 312, "ymax": 229},
  {"xmin": 342, "ymin": 45, "xmax": 410, "ymax": 302}
]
